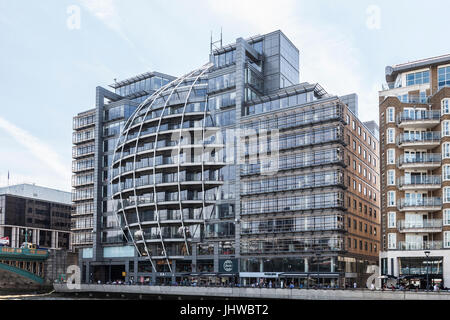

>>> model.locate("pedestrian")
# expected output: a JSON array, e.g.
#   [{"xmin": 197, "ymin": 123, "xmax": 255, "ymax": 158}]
[
  {"xmin": 353, "ymin": 282, "xmax": 357, "ymax": 289},
  {"xmin": 269, "ymin": 280, "xmax": 272, "ymax": 288},
  {"xmin": 370, "ymin": 283, "xmax": 375, "ymax": 291}
]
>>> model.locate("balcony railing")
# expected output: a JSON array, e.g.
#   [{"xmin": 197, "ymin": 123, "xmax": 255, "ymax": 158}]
[
  {"xmin": 397, "ymin": 132, "xmax": 441, "ymax": 146},
  {"xmin": 397, "ymin": 176, "xmax": 441, "ymax": 188},
  {"xmin": 398, "ymin": 241, "xmax": 443, "ymax": 251},
  {"xmin": 398, "ymin": 154, "xmax": 441, "ymax": 167},
  {"xmin": 398, "ymin": 220, "xmax": 442, "ymax": 231},
  {"xmin": 397, "ymin": 110, "xmax": 441, "ymax": 124},
  {"xmin": 398, "ymin": 197, "xmax": 442, "ymax": 210}
]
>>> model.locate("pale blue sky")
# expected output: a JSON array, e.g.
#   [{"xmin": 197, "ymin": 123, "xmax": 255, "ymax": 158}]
[{"xmin": 0, "ymin": 0, "xmax": 449, "ymax": 191}]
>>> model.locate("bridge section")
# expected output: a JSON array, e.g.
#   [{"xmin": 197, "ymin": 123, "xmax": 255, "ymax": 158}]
[{"xmin": 0, "ymin": 247, "xmax": 48, "ymax": 285}]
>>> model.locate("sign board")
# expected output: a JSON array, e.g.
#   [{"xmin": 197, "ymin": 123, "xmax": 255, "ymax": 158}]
[
  {"xmin": 219, "ymin": 259, "xmax": 238, "ymax": 273},
  {"xmin": 122, "ymin": 272, "xmax": 127, "ymax": 277},
  {"xmin": 0, "ymin": 237, "xmax": 9, "ymax": 246}
]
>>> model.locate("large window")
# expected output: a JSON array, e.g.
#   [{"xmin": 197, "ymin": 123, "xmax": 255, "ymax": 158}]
[
  {"xmin": 442, "ymin": 99, "xmax": 450, "ymax": 115},
  {"xmin": 406, "ymin": 70, "xmax": 430, "ymax": 86},
  {"xmin": 387, "ymin": 170, "xmax": 395, "ymax": 186},
  {"xmin": 443, "ymin": 143, "xmax": 450, "ymax": 159},
  {"xmin": 445, "ymin": 232, "xmax": 450, "ymax": 249},
  {"xmin": 388, "ymin": 233, "xmax": 397, "ymax": 249},
  {"xmin": 444, "ymin": 187, "xmax": 450, "ymax": 204},
  {"xmin": 444, "ymin": 165, "xmax": 450, "ymax": 181},
  {"xmin": 388, "ymin": 191, "xmax": 396, "ymax": 207},
  {"xmin": 444, "ymin": 210, "xmax": 450, "ymax": 226},
  {"xmin": 387, "ymin": 128, "xmax": 395, "ymax": 144},
  {"xmin": 387, "ymin": 149, "xmax": 395, "ymax": 165},
  {"xmin": 387, "ymin": 107, "xmax": 395, "ymax": 123},
  {"xmin": 443, "ymin": 121, "xmax": 450, "ymax": 137},
  {"xmin": 388, "ymin": 212, "xmax": 396, "ymax": 228},
  {"xmin": 438, "ymin": 66, "xmax": 450, "ymax": 90}
]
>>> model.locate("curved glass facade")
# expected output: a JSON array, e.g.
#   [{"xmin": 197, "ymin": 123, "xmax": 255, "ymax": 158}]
[{"xmin": 110, "ymin": 63, "xmax": 225, "ymax": 272}]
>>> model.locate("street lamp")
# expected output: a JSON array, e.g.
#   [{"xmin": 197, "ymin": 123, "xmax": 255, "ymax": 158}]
[{"xmin": 425, "ymin": 251, "xmax": 430, "ymax": 291}]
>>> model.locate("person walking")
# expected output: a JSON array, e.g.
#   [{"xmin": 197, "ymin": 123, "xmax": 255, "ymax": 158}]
[
  {"xmin": 370, "ymin": 283, "xmax": 375, "ymax": 291},
  {"xmin": 353, "ymin": 282, "xmax": 357, "ymax": 290}
]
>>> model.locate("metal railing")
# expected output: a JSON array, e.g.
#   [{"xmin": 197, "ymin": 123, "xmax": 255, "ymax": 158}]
[
  {"xmin": 397, "ymin": 110, "xmax": 440, "ymax": 124},
  {"xmin": 398, "ymin": 220, "xmax": 443, "ymax": 231},
  {"xmin": 398, "ymin": 241, "xmax": 443, "ymax": 251},
  {"xmin": 397, "ymin": 176, "xmax": 441, "ymax": 188},
  {"xmin": 398, "ymin": 197, "xmax": 442, "ymax": 210},
  {"xmin": 397, "ymin": 132, "xmax": 441, "ymax": 145},
  {"xmin": 398, "ymin": 154, "xmax": 441, "ymax": 167}
]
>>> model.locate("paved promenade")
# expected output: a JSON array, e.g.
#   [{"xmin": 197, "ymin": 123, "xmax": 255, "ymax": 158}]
[{"xmin": 53, "ymin": 284, "xmax": 450, "ymax": 300}]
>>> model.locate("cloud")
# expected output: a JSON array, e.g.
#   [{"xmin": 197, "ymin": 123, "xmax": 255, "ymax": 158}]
[
  {"xmin": 77, "ymin": 0, "xmax": 151, "ymax": 66},
  {"xmin": 0, "ymin": 117, "xmax": 71, "ymax": 190}
]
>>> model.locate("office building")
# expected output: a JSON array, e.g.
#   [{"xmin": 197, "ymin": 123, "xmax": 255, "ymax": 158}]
[
  {"xmin": 75, "ymin": 30, "xmax": 380, "ymax": 287},
  {"xmin": 0, "ymin": 184, "xmax": 72, "ymax": 250}
]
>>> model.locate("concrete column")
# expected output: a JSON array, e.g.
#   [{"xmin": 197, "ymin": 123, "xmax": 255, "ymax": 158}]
[
  {"xmin": 11, "ymin": 227, "xmax": 16, "ymax": 248},
  {"xmin": 213, "ymin": 243, "xmax": 219, "ymax": 273},
  {"xmin": 171, "ymin": 260, "xmax": 176, "ymax": 283},
  {"xmin": 125, "ymin": 261, "xmax": 129, "ymax": 283},
  {"xmin": 192, "ymin": 245, "xmax": 197, "ymax": 272},
  {"xmin": 0, "ymin": 226, "xmax": 4, "ymax": 238},
  {"xmin": 55, "ymin": 232, "xmax": 59, "ymax": 249},
  {"xmin": 51, "ymin": 231, "xmax": 56, "ymax": 249},
  {"xmin": 85, "ymin": 263, "xmax": 90, "ymax": 284},
  {"xmin": 133, "ymin": 258, "xmax": 138, "ymax": 281},
  {"xmin": 36, "ymin": 230, "xmax": 40, "ymax": 247},
  {"xmin": 32, "ymin": 229, "xmax": 37, "ymax": 245}
]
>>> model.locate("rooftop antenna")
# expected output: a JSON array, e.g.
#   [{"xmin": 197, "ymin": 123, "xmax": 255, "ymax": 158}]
[{"xmin": 210, "ymin": 28, "xmax": 223, "ymax": 54}]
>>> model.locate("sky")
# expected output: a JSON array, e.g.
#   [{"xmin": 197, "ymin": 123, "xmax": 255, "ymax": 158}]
[{"xmin": 0, "ymin": 0, "xmax": 449, "ymax": 192}]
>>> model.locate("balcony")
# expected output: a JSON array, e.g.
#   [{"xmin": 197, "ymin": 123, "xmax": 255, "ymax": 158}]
[
  {"xmin": 397, "ymin": 132, "xmax": 440, "ymax": 149},
  {"xmin": 397, "ymin": 176, "xmax": 441, "ymax": 191},
  {"xmin": 398, "ymin": 197, "xmax": 442, "ymax": 212},
  {"xmin": 398, "ymin": 220, "xmax": 443, "ymax": 233},
  {"xmin": 397, "ymin": 241, "xmax": 443, "ymax": 251},
  {"xmin": 397, "ymin": 110, "xmax": 440, "ymax": 129},
  {"xmin": 398, "ymin": 154, "xmax": 441, "ymax": 170}
]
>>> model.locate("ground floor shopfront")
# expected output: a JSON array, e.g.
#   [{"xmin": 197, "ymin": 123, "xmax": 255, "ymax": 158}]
[
  {"xmin": 380, "ymin": 250, "xmax": 450, "ymax": 289},
  {"xmin": 79, "ymin": 253, "xmax": 377, "ymax": 288}
]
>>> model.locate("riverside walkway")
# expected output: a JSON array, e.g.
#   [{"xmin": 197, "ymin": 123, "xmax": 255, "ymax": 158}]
[{"xmin": 54, "ymin": 284, "xmax": 450, "ymax": 300}]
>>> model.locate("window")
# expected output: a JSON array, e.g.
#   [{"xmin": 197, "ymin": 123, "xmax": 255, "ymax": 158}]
[
  {"xmin": 387, "ymin": 149, "xmax": 395, "ymax": 165},
  {"xmin": 442, "ymin": 99, "xmax": 450, "ymax": 115},
  {"xmin": 444, "ymin": 165, "xmax": 450, "ymax": 181},
  {"xmin": 353, "ymin": 140, "xmax": 356, "ymax": 150},
  {"xmin": 387, "ymin": 170, "xmax": 395, "ymax": 186},
  {"xmin": 358, "ymin": 127, "xmax": 361, "ymax": 136},
  {"xmin": 388, "ymin": 212, "xmax": 396, "ymax": 228},
  {"xmin": 352, "ymin": 120, "xmax": 356, "ymax": 130},
  {"xmin": 443, "ymin": 143, "xmax": 450, "ymax": 159},
  {"xmin": 444, "ymin": 210, "xmax": 450, "ymax": 226},
  {"xmin": 444, "ymin": 187, "xmax": 450, "ymax": 203},
  {"xmin": 387, "ymin": 128, "xmax": 395, "ymax": 144},
  {"xmin": 443, "ymin": 121, "xmax": 450, "ymax": 137},
  {"xmin": 358, "ymin": 145, "xmax": 361, "ymax": 155},
  {"xmin": 364, "ymin": 132, "xmax": 367, "ymax": 141},
  {"xmin": 388, "ymin": 191, "xmax": 396, "ymax": 207},
  {"xmin": 387, "ymin": 107, "xmax": 395, "ymax": 123},
  {"xmin": 438, "ymin": 66, "xmax": 450, "ymax": 90},
  {"xmin": 346, "ymin": 115, "xmax": 350, "ymax": 125},
  {"xmin": 406, "ymin": 70, "xmax": 430, "ymax": 86},
  {"xmin": 445, "ymin": 232, "xmax": 450, "ymax": 249},
  {"xmin": 388, "ymin": 233, "xmax": 397, "ymax": 249}
]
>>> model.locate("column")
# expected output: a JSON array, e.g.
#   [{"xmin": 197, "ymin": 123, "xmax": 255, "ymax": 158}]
[
  {"xmin": 125, "ymin": 261, "xmax": 129, "ymax": 283},
  {"xmin": 51, "ymin": 231, "xmax": 56, "ymax": 249},
  {"xmin": 11, "ymin": 227, "xmax": 16, "ymax": 248},
  {"xmin": 32, "ymin": 229, "xmax": 37, "ymax": 245}
]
